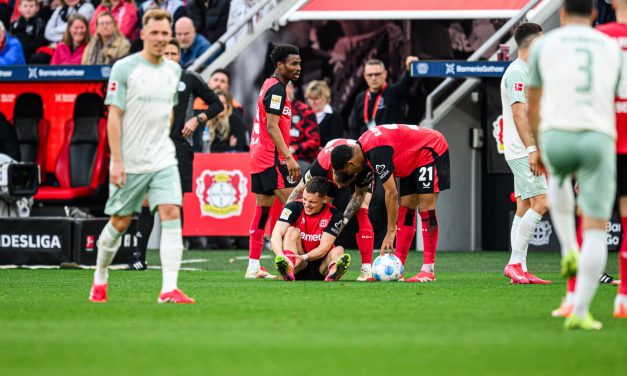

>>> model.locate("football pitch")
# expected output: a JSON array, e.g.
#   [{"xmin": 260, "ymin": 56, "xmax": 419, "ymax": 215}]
[{"xmin": 0, "ymin": 250, "xmax": 624, "ymax": 375}]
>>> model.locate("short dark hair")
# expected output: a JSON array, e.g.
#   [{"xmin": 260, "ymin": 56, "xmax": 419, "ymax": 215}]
[
  {"xmin": 365, "ymin": 59, "xmax": 385, "ymax": 70},
  {"xmin": 330, "ymin": 145, "xmax": 354, "ymax": 171},
  {"xmin": 333, "ymin": 171, "xmax": 355, "ymax": 187},
  {"xmin": 168, "ymin": 39, "xmax": 180, "ymax": 51},
  {"xmin": 270, "ymin": 44, "xmax": 299, "ymax": 65},
  {"xmin": 563, "ymin": 0, "xmax": 594, "ymax": 17},
  {"xmin": 304, "ymin": 176, "xmax": 329, "ymax": 197},
  {"xmin": 211, "ymin": 68, "xmax": 231, "ymax": 83},
  {"xmin": 514, "ymin": 23, "xmax": 542, "ymax": 49}
]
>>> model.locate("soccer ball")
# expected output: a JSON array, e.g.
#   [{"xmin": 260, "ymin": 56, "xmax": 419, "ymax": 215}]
[{"xmin": 372, "ymin": 254, "xmax": 404, "ymax": 281}]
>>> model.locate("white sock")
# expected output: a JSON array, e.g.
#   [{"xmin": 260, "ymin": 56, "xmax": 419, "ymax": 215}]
[
  {"xmin": 361, "ymin": 263, "xmax": 372, "ymax": 272},
  {"xmin": 566, "ymin": 292, "xmax": 575, "ymax": 305},
  {"xmin": 94, "ymin": 221, "xmax": 123, "ymax": 285},
  {"xmin": 421, "ymin": 263, "xmax": 434, "ymax": 273},
  {"xmin": 573, "ymin": 229, "xmax": 607, "ymax": 318},
  {"xmin": 160, "ymin": 219, "xmax": 184, "ymax": 293},
  {"xmin": 248, "ymin": 259, "xmax": 260, "ymax": 271},
  {"xmin": 547, "ymin": 178, "xmax": 579, "ymax": 256},
  {"xmin": 511, "ymin": 209, "xmax": 542, "ymax": 272},
  {"xmin": 615, "ymin": 294, "xmax": 627, "ymax": 309},
  {"xmin": 509, "ymin": 215, "xmax": 522, "ymax": 258}
]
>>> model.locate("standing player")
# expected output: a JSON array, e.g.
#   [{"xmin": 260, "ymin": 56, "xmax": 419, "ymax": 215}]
[
  {"xmin": 246, "ymin": 44, "xmax": 302, "ymax": 279},
  {"xmin": 287, "ymin": 138, "xmax": 375, "ymax": 281},
  {"xmin": 527, "ymin": 0, "xmax": 621, "ymax": 329},
  {"xmin": 272, "ymin": 177, "xmax": 351, "ymax": 281},
  {"xmin": 331, "ymin": 124, "xmax": 450, "ymax": 283},
  {"xmin": 89, "ymin": 9, "xmax": 194, "ymax": 304},
  {"xmin": 596, "ymin": 0, "xmax": 627, "ymax": 318},
  {"xmin": 500, "ymin": 22, "xmax": 551, "ymax": 284}
]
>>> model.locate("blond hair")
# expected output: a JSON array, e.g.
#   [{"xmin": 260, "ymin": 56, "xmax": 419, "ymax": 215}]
[
  {"xmin": 208, "ymin": 90, "xmax": 233, "ymax": 143},
  {"xmin": 142, "ymin": 8, "xmax": 171, "ymax": 27},
  {"xmin": 305, "ymin": 80, "xmax": 331, "ymax": 102}
]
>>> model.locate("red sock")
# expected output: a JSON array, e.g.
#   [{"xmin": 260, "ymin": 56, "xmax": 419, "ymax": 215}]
[
  {"xmin": 620, "ymin": 217, "xmax": 627, "ymax": 295},
  {"xmin": 567, "ymin": 277, "xmax": 576, "ymax": 293},
  {"xmin": 576, "ymin": 215, "xmax": 583, "ymax": 248},
  {"xmin": 249, "ymin": 206, "xmax": 270, "ymax": 260},
  {"xmin": 394, "ymin": 206, "xmax": 416, "ymax": 265},
  {"xmin": 283, "ymin": 250, "xmax": 296, "ymax": 266},
  {"xmin": 420, "ymin": 210, "xmax": 439, "ymax": 265},
  {"xmin": 355, "ymin": 208, "xmax": 374, "ymax": 264}
]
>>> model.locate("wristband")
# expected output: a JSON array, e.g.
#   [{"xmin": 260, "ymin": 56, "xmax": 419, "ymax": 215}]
[
  {"xmin": 526, "ymin": 145, "xmax": 537, "ymax": 153},
  {"xmin": 196, "ymin": 114, "xmax": 204, "ymax": 124},
  {"xmin": 302, "ymin": 254, "xmax": 309, "ymax": 261}
]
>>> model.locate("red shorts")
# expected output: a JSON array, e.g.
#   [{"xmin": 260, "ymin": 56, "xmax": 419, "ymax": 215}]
[{"xmin": 399, "ymin": 149, "xmax": 450, "ymax": 195}]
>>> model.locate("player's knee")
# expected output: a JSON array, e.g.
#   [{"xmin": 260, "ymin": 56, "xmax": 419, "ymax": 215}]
[
  {"xmin": 285, "ymin": 226, "xmax": 301, "ymax": 241},
  {"xmin": 159, "ymin": 205, "xmax": 180, "ymax": 221},
  {"xmin": 417, "ymin": 194, "xmax": 437, "ymax": 211},
  {"xmin": 532, "ymin": 196, "xmax": 549, "ymax": 215},
  {"xmin": 111, "ymin": 215, "xmax": 132, "ymax": 233}
]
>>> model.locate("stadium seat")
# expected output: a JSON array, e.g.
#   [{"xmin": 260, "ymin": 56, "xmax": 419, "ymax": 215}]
[
  {"xmin": 13, "ymin": 93, "xmax": 49, "ymax": 178},
  {"xmin": 34, "ymin": 93, "xmax": 108, "ymax": 201}
]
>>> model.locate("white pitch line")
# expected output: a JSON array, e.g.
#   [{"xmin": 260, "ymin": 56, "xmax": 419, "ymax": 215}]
[
  {"xmin": 149, "ymin": 266, "xmax": 202, "ymax": 271},
  {"xmin": 181, "ymin": 258, "xmax": 208, "ymax": 264}
]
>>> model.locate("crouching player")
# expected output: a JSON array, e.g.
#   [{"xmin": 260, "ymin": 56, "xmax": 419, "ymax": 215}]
[{"xmin": 272, "ymin": 177, "xmax": 351, "ymax": 281}]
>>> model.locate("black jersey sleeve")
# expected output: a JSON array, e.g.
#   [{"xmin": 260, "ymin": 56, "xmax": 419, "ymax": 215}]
[
  {"xmin": 189, "ymin": 71, "xmax": 224, "ymax": 121},
  {"xmin": 323, "ymin": 207, "xmax": 344, "ymax": 237},
  {"xmin": 262, "ymin": 82, "xmax": 287, "ymax": 116},
  {"xmin": 278, "ymin": 201, "xmax": 304, "ymax": 225},
  {"xmin": 303, "ymin": 159, "xmax": 329, "ymax": 183},
  {"xmin": 354, "ymin": 168, "xmax": 374, "ymax": 188},
  {"xmin": 364, "ymin": 145, "xmax": 395, "ymax": 183}
]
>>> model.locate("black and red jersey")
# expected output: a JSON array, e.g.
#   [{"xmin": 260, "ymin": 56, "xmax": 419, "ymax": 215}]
[
  {"xmin": 305, "ymin": 138, "xmax": 372, "ymax": 189},
  {"xmin": 250, "ymin": 77, "xmax": 292, "ymax": 173},
  {"xmin": 278, "ymin": 201, "xmax": 343, "ymax": 252},
  {"xmin": 358, "ymin": 124, "xmax": 449, "ymax": 182}
]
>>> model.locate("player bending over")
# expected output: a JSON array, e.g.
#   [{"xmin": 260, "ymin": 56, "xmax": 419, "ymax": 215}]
[
  {"xmin": 331, "ymin": 124, "xmax": 450, "ymax": 283},
  {"xmin": 287, "ymin": 138, "xmax": 375, "ymax": 281},
  {"xmin": 272, "ymin": 177, "xmax": 351, "ymax": 281}
]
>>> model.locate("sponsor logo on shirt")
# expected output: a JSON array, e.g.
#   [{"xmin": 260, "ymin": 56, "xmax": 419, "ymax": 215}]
[
  {"xmin": 513, "ymin": 82, "xmax": 524, "ymax": 92},
  {"xmin": 270, "ymin": 94, "xmax": 282, "ymax": 110},
  {"xmin": 301, "ymin": 232, "xmax": 322, "ymax": 242},
  {"xmin": 282, "ymin": 106, "xmax": 292, "ymax": 117},
  {"xmin": 376, "ymin": 164, "xmax": 389, "ymax": 179}
]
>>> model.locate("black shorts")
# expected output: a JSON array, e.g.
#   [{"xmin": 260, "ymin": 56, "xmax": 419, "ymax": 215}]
[
  {"xmin": 399, "ymin": 150, "xmax": 450, "ymax": 196},
  {"xmin": 175, "ymin": 142, "xmax": 194, "ymax": 193},
  {"xmin": 618, "ymin": 154, "xmax": 627, "ymax": 196},
  {"xmin": 251, "ymin": 165, "xmax": 297, "ymax": 195},
  {"xmin": 295, "ymin": 258, "xmax": 325, "ymax": 281}
]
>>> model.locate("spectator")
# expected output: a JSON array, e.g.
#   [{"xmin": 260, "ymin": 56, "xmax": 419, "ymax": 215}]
[
  {"xmin": 286, "ymin": 81, "xmax": 319, "ymax": 171},
  {"xmin": 50, "ymin": 12, "xmax": 88, "ymax": 64},
  {"xmin": 10, "ymin": 0, "xmax": 46, "ymax": 63},
  {"xmin": 174, "ymin": 16, "xmax": 211, "ymax": 68},
  {"xmin": 0, "ymin": 21, "xmax": 26, "ymax": 65},
  {"xmin": 81, "ymin": 11, "xmax": 129, "ymax": 64},
  {"xmin": 202, "ymin": 90, "xmax": 248, "ymax": 153},
  {"xmin": 186, "ymin": 0, "xmax": 228, "ymax": 43},
  {"xmin": 305, "ymin": 80, "xmax": 344, "ymax": 145},
  {"xmin": 44, "ymin": 0, "xmax": 94, "ymax": 44},
  {"xmin": 350, "ymin": 56, "xmax": 418, "ymax": 139},
  {"xmin": 138, "ymin": 0, "xmax": 185, "ymax": 30},
  {"xmin": 207, "ymin": 68, "xmax": 243, "ymax": 112},
  {"xmin": 90, "ymin": 0, "xmax": 137, "ymax": 41}
]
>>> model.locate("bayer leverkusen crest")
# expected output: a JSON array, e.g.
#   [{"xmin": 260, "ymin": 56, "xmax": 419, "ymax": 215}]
[
  {"xmin": 492, "ymin": 115, "xmax": 505, "ymax": 154},
  {"xmin": 195, "ymin": 170, "xmax": 248, "ymax": 219}
]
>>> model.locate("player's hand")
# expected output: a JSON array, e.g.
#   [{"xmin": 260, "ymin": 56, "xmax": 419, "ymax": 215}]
[
  {"xmin": 405, "ymin": 56, "xmax": 419, "ymax": 70},
  {"xmin": 286, "ymin": 156, "xmax": 300, "ymax": 183},
  {"xmin": 380, "ymin": 229, "xmax": 397, "ymax": 254},
  {"xmin": 229, "ymin": 135, "xmax": 237, "ymax": 147},
  {"xmin": 110, "ymin": 160, "xmax": 126, "ymax": 188},
  {"xmin": 528, "ymin": 151, "xmax": 542, "ymax": 176},
  {"xmin": 181, "ymin": 118, "xmax": 198, "ymax": 139}
]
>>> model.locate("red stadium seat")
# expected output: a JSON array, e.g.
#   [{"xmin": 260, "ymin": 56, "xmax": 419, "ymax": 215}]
[
  {"xmin": 13, "ymin": 93, "xmax": 49, "ymax": 180},
  {"xmin": 35, "ymin": 93, "xmax": 108, "ymax": 201}
]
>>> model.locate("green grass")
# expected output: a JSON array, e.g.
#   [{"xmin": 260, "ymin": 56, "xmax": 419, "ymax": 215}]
[{"xmin": 0, "ymin": 250, "xmax": 624, "ymax": 375}]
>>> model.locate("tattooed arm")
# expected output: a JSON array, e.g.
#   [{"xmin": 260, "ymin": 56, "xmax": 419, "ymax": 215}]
[
  {"xmin": 286, "ymin": 179, "xmax": 305, "ymax": 203},
  {"xmin": 339, "ymin": 186, "xmax": 368, "ymax": 233}
]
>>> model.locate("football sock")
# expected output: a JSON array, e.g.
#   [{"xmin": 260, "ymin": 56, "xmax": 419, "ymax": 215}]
[
  {"xmin": 355, "ymin": 208, "xmax": 374, "ymax": 264},
  {"xmin": 394, "ymin": 206, "xmax": 416, "ymax": 265},
  {"xmin": 420, "ymin": 210, "xmax": 439, "ymax": 268},
  {"xmin": 619, "ymin": 217, "xmax": 627, "ymax": 295},
  {"xmin": 573, "ymin": 229, "xmax": 607, "ymax": 318},
  {"xmin": 547, "ymin": 179, "xmax": 579, "ymax": 257},
  {"xmin": 248, "ymin": 206, "xmax": 270, "ymax": 270},
  {"xmin": 576, "ymin": 216, "xmax": 583, "ymax": 247},
  {"xmin": 283, "ymin": 250, "xmax": 296, "ymax": 266},
  {"xmin": 566, "ymin": 277, "xmax": 576, "ymax": 304},
  {"xmin": 511, "ymin": 209, "xmax": 542, "ymax": 272},
  {"xmin": 133, "ymin": 206, "xmax": 154, "ymax": 261},
  {"xmin": 160, "ymin": 219, "xmax": 184, "ymax": 293},
  {"xmin": 94, "ymin": 221, "xmax": 123, "ymax": 285},
  {"xmin": 508, "ymin": 215, "xmax": 522, "ymax": 260}
]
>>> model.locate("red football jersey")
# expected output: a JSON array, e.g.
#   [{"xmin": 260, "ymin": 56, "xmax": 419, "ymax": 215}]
[
  {"xmin": 278, "ymin": 201, "xmax": 343, "ymax": 252},
  {"xmin": 358, "ymin": 124, "xmax": 449, "ymax": 180},
  {"xmin": 250, "ymin": 77, "xmax": 293, "ymax": 173},
  {"xmin": 305, "ymin": 138, "xmax": 372, "ymax": 189},
  {"xmin": 597, "ymin": 22, "xmax": 627, "ymax": 154}
]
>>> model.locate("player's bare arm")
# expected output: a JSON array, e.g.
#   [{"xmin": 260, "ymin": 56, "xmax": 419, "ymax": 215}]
[
  {"xmin": 107, "ymin": 105, "xmax": 125, "ymax": 188},
  {"xmin": 381, "ymin": 174, "xmax": 399, "ymax": 254},
  {"xmin": 266, "ymin": 112, "xmax": 300, "ymax": 181},
  {"xmin": 511, "ymin": 102, "xmax": 541, "ymax": 176},
  {"xmin": 286, "ymin": 179, "xmax": 305, "ymax": 203},
  {"xmin": 340, "ymin": 186, "xmax": 367, "ymax": 232},
  {"xmin": 271, "ymin": 220, "xmax": 291, "ymax": 260},
  {"xmin": 526, "ymin": 87, "xmax": 544, "ymax": 172},
  {"xmin": 296, "ymin": 232, "xmax": 336, "ymax": 262}
]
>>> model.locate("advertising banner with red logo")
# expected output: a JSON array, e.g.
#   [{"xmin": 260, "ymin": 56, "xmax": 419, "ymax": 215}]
[{"xmin": 183, "ymin": 153, "xmax": 255, "ymax": 236}]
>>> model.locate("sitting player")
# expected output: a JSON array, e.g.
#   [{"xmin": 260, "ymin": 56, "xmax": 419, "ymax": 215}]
[
  {"xmin": 272, "ymin": 177, "xmax": 351, "ymax": 281},
  {"xmin": 287, "ymin": 138, "xmax": 375, "ymax": 281}
]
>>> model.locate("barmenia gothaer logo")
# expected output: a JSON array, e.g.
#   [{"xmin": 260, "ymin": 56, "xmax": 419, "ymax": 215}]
[{"xmin": 195, "ymin": 170, "xmax": 248, "ymax": 219}]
